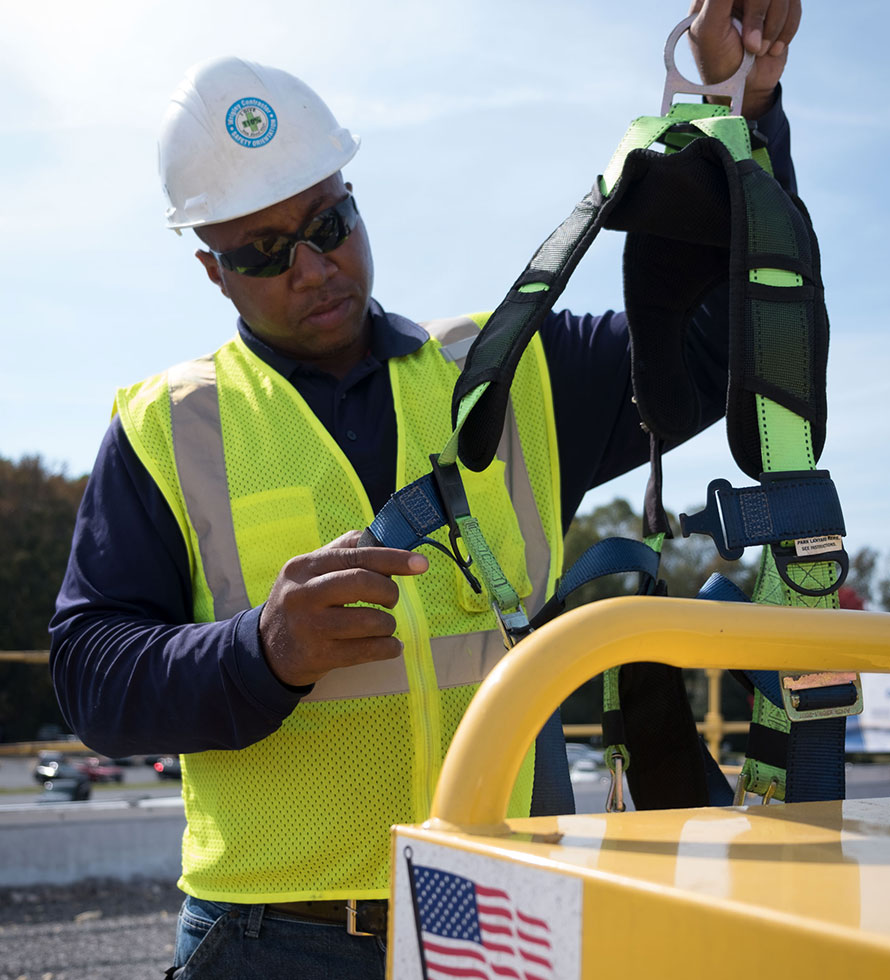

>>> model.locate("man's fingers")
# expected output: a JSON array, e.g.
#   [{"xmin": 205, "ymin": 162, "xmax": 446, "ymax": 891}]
[
  {"xmin": 772, "ymin": 0, "xmax": 800, "ymax": 52},
  {"xmin": 335, "ymin": 636, "xmax": 405, "ymax": 665},
  {"xmin": 320, "ymin": 605, "xmax": 399, "ymax": 640},
  {"xmin": 326, "ymin": 529, "xmax": 362, "ymax": 549},
  {"xmin": 298, "ymin": 544, "xmax": 429, "ymax": 582},
  {"xmin": 307, "ymin": 567, "xmax": 403, "ymax": 609},
  {"xmin": 759, "ymin": 0, "xmax": 791, "ymax": 53}
]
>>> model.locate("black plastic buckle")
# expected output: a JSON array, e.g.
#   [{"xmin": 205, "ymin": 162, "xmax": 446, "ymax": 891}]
[
  {"xmin": 679, "ymin": 479, "xmax": 743, "ymax": 560},
  {"xmin": 428, "ymin": 455, "xmax": 481, "ymax": 594}
]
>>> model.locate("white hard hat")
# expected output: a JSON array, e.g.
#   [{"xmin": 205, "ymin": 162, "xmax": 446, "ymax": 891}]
[{"xmin": 159, "ymin": 56, "xmax": 360, "ymax": 230}]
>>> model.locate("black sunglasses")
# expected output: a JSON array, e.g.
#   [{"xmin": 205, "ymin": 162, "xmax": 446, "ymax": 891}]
[{"xmin": 212, "ymin": 194, "xmax": 359, "ymax": 278}]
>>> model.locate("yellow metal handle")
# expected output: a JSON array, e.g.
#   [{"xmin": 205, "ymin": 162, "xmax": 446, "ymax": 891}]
[{"xmin": 427, "ymin": 596, "xmax": 890, "ymax": 835}]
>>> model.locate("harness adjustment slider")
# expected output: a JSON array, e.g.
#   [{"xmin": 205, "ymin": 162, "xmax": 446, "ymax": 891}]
[
  {"xmin": 428, "ymin": 454, "xmax": 482, "ymax": 595},
  {"xmin": 780, "ymin": 670, "xmax": 863, "ymax": 722}
]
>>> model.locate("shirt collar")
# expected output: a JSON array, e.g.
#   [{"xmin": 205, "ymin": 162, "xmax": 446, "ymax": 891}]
[{"xmin": 235, "ymin": 298, "xmax": 428, "ymax": 378}]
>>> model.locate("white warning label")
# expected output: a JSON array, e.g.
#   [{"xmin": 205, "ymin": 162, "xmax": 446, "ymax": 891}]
[{"xmin": 794, "ymin": 535, "xmax": 843, "ymax": 557}]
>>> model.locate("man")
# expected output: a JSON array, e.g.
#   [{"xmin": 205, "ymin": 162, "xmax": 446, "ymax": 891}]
[{"xmin": 50, "ymin": 1, "xmax": 801, "ymax": 976}]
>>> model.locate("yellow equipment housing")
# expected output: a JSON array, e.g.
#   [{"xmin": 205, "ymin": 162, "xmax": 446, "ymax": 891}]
[{"xmin": 387, "ymin": 597, "xmax": 890, "ymax": 978}]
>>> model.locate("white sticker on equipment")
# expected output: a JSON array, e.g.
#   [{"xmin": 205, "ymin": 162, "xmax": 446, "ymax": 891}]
[
  {"xmin": 390, "ymin": 833, "xmax": 582, "ymax": 979},
  {"xmin": 795, "ymin": 534, "xmax": 843, "ymax": 557}
]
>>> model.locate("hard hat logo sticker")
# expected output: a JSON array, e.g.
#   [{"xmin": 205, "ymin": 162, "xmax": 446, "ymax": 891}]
[{"xmin": 226, "ymin": 98, "xmax": 278, "ymax": 148}]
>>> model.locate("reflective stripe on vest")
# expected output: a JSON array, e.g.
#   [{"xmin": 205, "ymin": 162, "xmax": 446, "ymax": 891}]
[{"xmin": 167, "ymin": 355, "xmax": 251, "ymax": 621}]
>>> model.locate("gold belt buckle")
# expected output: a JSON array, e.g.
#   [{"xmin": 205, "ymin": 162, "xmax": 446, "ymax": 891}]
[{"xmin": 346, "ymin": 899, "xmax": 374, "ymax": 937}]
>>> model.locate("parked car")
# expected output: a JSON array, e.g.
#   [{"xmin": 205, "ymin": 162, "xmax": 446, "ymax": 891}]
[
  {"xmin": 33, "ymin": 753, "xmax": 71, "ymax": 783},
  {"xmin": 153, "ymin": 756, "xmax": 182, "ymax": 780},
  {"xmin": 34, "ymin": 760, "xmax": 92, "ymax": 802},
  {"xmin": 78, "ymin": 756, "xmax": 125, "ymax": 783}
]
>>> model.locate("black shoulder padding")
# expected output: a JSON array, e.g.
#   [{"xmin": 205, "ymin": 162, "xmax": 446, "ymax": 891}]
[
  {"xmin": 449, "ymin": 135, "xmax": 828, "ymax": 478},
  {"xmin": 607, "ymin": 141, "xmax": 828, "ymax": 478},
  {"xmin": 726, "ymin": 173, "xmax": 827, "ymax": 476}
]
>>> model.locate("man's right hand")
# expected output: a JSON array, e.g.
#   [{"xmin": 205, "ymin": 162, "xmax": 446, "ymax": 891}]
[{"xmin": 259, "ymin": 530, "xmax": 429, "ymax": 688}]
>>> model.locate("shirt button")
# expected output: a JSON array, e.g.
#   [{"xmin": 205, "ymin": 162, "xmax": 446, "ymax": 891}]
[
  {"xmin": 340, "ymin": 392, "xmax": 347, "ymax": 401},
  {"xmin": 346, "ymin": 430, "xmax": 358, "ymax": 441}
]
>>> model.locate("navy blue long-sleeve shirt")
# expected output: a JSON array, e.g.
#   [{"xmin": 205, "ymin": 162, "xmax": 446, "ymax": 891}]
[{"xmin": 50, "ymin": 92, "xmax": 795, "ymax": 763}]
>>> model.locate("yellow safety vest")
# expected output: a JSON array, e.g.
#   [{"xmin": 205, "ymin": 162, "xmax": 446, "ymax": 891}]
[{"xmin": 114, "ymin": 313, "xmax": 562, "ymax": 902}]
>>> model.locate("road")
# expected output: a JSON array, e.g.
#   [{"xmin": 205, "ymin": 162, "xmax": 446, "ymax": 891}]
[{"xmin": 0, "ymin": 756, "xmax": 181, "ymax": 807}]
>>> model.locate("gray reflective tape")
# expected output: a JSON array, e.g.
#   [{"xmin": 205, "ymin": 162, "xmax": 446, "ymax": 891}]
[
  {"xmin": 429, "ymin": 630, "xmax": 507, "ymax": 688},
  {"xmin": 499, "ymin": 398, "xmax": 551, "ymax": 611},
  {"xmin": 300, "ymin": 629, "xmax": 504, "ymax": 701},
  {"xmin": 299, "ymin": 653, "xmax": 411, "ymax": 702},
  {"xmin": 168, "ymin": 356, "xmax": 251, "ymax": 621},
  {"xmin": 439, "ymin": 335, "xmax": 476, "ymax": 364}
]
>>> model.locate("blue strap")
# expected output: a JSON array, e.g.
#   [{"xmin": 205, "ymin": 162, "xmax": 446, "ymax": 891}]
[
  {"xmin": 557, "ymin": 538, "xmax": 660, "ymax": 603},
  {"xmin": 696, "ymin": 572, "xmax": 846, "ymax": 802},
  {"xmin": 680, "ymin": 471, "xmax": 845, "ymax": 560},
  {"xmin": 365, "ymin": 473, "xmax": 447, "ymax": 550}
]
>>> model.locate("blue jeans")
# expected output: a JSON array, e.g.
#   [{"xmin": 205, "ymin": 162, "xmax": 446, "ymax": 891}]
[{"xmin": 169, "ymin": 896, "xmax": 387, "ymax": 979}]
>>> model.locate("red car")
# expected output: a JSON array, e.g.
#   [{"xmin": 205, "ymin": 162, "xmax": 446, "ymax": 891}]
[{"xmin": 75, "ymin": 756, "xmax": 125, "ymax": 783}]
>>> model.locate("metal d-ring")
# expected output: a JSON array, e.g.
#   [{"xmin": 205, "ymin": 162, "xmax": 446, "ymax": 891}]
[{"xmin": 661, "ymin": 14, "xmax": 755, "ymax": 117}]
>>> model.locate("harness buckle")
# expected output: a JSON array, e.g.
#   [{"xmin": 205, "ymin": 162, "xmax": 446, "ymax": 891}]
[
  {"xmin": 780, "ymin": 670, "xmax": 863, "ymax": 722},
  {"xmin": 679, "ymin": 479, "xmax": 744, "ymax": 561},
  {"xmin": 491, "ymin": 601, "xmax": 531, "ymax": 649},
  {"xmin": 346, "ymin": 899, "xmax": 388, "ymax": 938},
  {"xmin": 428, "ymin": 455, "xmax": 482, "ymax": 594}
]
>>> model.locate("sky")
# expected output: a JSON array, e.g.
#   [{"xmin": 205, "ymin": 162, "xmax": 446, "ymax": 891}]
[{"xmin": 3, "ymin": 0, "xmax": 889, "ymax": 563}]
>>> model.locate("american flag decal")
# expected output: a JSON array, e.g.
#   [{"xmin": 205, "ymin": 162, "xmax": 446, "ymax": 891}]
[{"xmin": 409, "ymin": 861, "xmax": 554, "ymax": 980}]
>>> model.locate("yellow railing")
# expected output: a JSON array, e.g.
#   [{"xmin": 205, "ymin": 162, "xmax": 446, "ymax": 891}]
[
  {"xmin": 0, "ymin": 650, "xmax": 49, "ymax": 663},
  {"xmin": 427, "ymin": 596, "xmax": 890, "ymax": 834}
]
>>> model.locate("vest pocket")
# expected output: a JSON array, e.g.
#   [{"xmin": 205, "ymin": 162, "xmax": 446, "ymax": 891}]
[
  {"xmin": 456, "ymin": 461, "xmax": 533, "ymax": 613},
  {"xmin": 231, "ymin": 487, "xmax": 320, "ymax": 605}
]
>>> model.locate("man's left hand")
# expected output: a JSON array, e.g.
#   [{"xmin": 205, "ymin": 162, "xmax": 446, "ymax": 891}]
[{"xmin": 688, "ymin": 0, "xmax": 802, "ymax": 119}]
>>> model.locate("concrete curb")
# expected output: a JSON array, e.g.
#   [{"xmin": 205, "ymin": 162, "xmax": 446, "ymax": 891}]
[{"xmin": 0, "ymin": 796, "xmax": 185, "ymax": 887}]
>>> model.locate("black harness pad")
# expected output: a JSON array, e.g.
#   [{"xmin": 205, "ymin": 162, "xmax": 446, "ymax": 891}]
[{"xmin": 605, "ymin": 138, "xmax": 827, "ymax": 477}]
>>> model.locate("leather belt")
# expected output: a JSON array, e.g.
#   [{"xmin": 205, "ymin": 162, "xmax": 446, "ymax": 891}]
[{"xmin": 266, "ymin": 899, "xmax": 388, "ymax": 937}]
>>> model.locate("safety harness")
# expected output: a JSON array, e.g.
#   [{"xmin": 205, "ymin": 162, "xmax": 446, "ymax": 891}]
[{"xmin": 360, "ymin": 16, "xmax": 861, "ymax": 811}]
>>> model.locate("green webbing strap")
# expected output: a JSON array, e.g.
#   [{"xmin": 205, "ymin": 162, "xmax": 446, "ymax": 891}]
[
  {"xmin": 454, "ymin": 514, "xmax": 522, "ymax": 614},
  {"xmin": 731, "ymin": 178, "xmax": 848, "ymax": 802}
]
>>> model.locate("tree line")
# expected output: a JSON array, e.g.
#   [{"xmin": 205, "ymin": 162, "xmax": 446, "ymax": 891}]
[{"xmin": 0, "ymin": 455, "xmax": 886, "ymax": 741}]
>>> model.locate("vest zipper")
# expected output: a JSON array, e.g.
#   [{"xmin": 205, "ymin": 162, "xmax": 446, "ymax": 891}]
[{"xmin": 398, "ymin": 576, "xmax": 441, "ymax": 821}]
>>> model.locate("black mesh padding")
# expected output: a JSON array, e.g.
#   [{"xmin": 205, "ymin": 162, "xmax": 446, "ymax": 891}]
[
  {"xmin": 619, "ymin": 661, "xmax": 710, "ymax": 810},
  {"xmin": 727, "ymin": 179, "xmax": 827, "ymax": 477}
]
